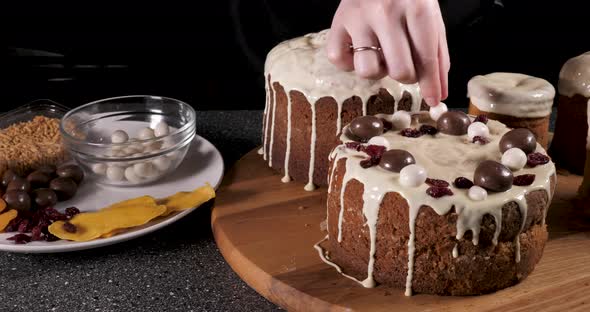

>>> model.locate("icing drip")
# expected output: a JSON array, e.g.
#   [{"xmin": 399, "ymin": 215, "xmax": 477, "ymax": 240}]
[
  {"xmin": 281, "ymin": 95, "xmax": 293, "ymax": 183},
  {"xmin": 262, "ymin": 77, "xmax": 271, "ymax": 161},
  {"xmin": 581, "ymin": 100, "xmax": 590, "ymax": 198},
  {"xmin": 558, "ymin": 52, "xmax": 590, "ymax": 98},
  {"xmin": 336, "ymin": 102, "xmax": 343, "ymax": 135},
  {"xmin": 318, "ymin": 114, "xmax": 555, "ymax": 295},
  {"xmin": 452, "ymin": 244, "xmax": 459, "ymax": 258},
  {"xmin": 268, "ymin": 83, "xmax": 278, "ymax": 167},
  {"xmin": 257, "ymin": 148, "xmax": 263, "ymax": 155},
  {"xmin": 304, "ymin": 102, "xmax": 317, "ymax": 191}
]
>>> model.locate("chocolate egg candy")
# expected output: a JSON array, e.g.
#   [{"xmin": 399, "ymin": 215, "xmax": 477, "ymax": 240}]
[
  {"xmin": 49, "ymin": 177, "xmax": 78, "ymax": 201},
  {"xmin": 436, "ymin": 111, "xmax": 471, "ymax": 135},
  {"xmin": 32, "ymin": 188, "xmax": 58, "ymax": 208},
  {"xmin": 56, "ymin": 164, "xmax": 85, "ymax": 184},
  {"xmin": 27, "ymin": 170, "xmax": 52, "ymax": 188},
  {"xmin": 3, "ymin": 190, "xmax": 32, "ymax": 212},
  {"xmin": 499, "ymin": 128, "xmax": 537, "ymax": 154},
  {"xmin": 379, "ymin": 149, "xmax": 416, "ymax": 173},
  {"xmin": 349, "ymin": 116, "xmax": 384, "ymax": 142},
  {"xmin": 36, "ymin": 164, "xmax": 57, "ymax": 176},
  {"xmin": 1, "ymin": 170, "xmax": 18, "ymax": 188},
  {"xmin": 6, "ymin": 177, "xmax": 31, "ymax": 193},
  {"xmin": 474, "ymin": 160, "xmax": 514, "ymax": 192}
]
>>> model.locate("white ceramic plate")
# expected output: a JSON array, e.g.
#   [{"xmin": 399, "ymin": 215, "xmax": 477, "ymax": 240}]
[{"xmin": 0, "ymin": 135, "xmax": 224, "ymax": 253}]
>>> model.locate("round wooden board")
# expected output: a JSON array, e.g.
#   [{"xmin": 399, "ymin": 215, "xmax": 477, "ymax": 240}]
[{"xmin": 212, "ymin": 148, "xmax": 590, "ymax": 312}]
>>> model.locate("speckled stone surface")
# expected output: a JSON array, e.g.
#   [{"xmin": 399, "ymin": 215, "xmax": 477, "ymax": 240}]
[{"xmin": 0, "ymin": 110, "xmax": 281, "ymax": 312}]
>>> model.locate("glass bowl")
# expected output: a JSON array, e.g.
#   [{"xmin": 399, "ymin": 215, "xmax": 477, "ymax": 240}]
[{"xmin": 60, "ymin": 95, "xmax": 196, "ymax": 186}]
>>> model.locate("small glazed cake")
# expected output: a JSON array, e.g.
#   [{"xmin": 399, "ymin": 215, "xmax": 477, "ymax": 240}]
[
  {"xmin": 549, "ymin": 52, "xmax": 590, "ymax": 175},
  {"xmin": 317, "ymin": 110, "xmax": 556, "ymax": 296},
  {"xmin": 261, "ymin": 30, "xmax": 427, "ymax": 191},
  {"xmin": 468, "ymin": 72, "xmax": 555, "ymax": 148}
]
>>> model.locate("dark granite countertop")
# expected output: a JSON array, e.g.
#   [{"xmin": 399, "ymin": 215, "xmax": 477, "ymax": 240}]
[{"xmin": 0, "ymin": 110, "xmax": 281, "ymax": 312}]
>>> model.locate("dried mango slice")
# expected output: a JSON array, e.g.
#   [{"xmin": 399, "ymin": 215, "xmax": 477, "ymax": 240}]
[
  {"xmin": 0, "ymin": 209, "xmax": 18, "ymax": 232},
  {"xmin": 103, "ymin": 196, "xmax": 158, "ymax": 211},
  {"xmin": 0, "ymin": 199, "xmax": 6, "ymax": 213},
  {"xmin": 49, "ymin": 204, "xmax": 166, "ymax": 242},
  {"xmin": 101, "ymin": 229, "xmax": 126, "ymax": 238},
  {"xmin": 159, "ymin": 184, "xmax": 216, "ymax": 216}
]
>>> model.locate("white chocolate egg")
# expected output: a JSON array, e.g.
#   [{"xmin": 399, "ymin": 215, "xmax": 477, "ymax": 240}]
[
  {"xmin": 152, "ymin": 156, "xmax": 172, "ymax": 171},
  {"xmin": 467, "ymin": 122, "xmax": 490, "ymax": 141},
  {"xmin": 501, "ymin": 147, "xmax": 527, "ymax": 171},
  {"xmin": 429, "ymin": 102, "xmax": 448, "ymax": 121},
  {"xmin": 111, "ymin": 130, "xmax": 129, "ymax": 144},
  {"xmin": 154, "ymin": 121, "xmax": 170, "ymax": 137},
  {"xmin": 124, "ymin": 166, "xmax": 142, "ymax": 183},
  {"xmin": 134, "ymin": 162, "xmax": 157, "ymax": 178},
  {"xmin": 91, "ymin": 163, "xmax": 107, "ymax": 175},
  {"xmin": 138, "ymin": 127, "xmax": 155, "ymax": 140},
  {"xmin": 391, "ymin": 111, "xmax": 411, "ymax": 130},
  {"xmin": 399, "ymin": 164, "xmax": 427, "ymax": 187},
  {"xmin": 367, "ymin": 136, "xmax": 390, "ymax": 149},
  {"xmin": 106, "ymin": 166, "xmax": 125, "ymax": 181},
  {"xmin": 468, "ymin": 185, "xmax": 488, "ymax": 201}
]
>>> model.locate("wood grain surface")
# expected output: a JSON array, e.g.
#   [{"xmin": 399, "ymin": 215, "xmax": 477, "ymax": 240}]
[{"xmin": 212, "ymin": 149, "xmax": 590, "ymax": 312}]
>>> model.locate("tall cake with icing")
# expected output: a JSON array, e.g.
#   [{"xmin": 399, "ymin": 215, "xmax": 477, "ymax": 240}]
[
  {"xmin": 316, "ymin": 109, "xmax": 556, "ymax": 296},
  {"xmin": 261, "ymin": 30, "xmax": 427, "ymax": 191},
  {"xmin": 467, "ymin": 72, "xmax": 554, "ymax": 148},
  {"xmin": 550, "ymin": 52, "xmax": 590, "ymax": 176}
]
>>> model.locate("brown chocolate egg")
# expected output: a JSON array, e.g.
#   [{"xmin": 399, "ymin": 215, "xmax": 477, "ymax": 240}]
[
  {"xmin": 49, "ymin": 177, "xmax": 78, "ymax": 201},
  {"xmin": 474, "ymin": 160, "xmax": 514, "ymax": 192},
  {"xmin": 27, "ymin": 170, "xmax": 52, "ymax": 188},
  {"xmin": 36, "ymin": 164, "xmax": 57, "ymax": 176},
  {"xmin": 379, "ymin": 149, "xmax": 416, "ymax": 173},
  {"xmin": 32, "ymin": 188, "xmax": 58, "ymax": 208},
  {"xmin": 6, "ymin": 177, "xmax": 31, "ymax": 193},
  {"xmin": 56, "ymin": 164, "xmax": 85, "ymax": 184},
  {"xmin": 3, "ymin": 190, "xmax": 31, "ymax": 212},
  {"xmin": 499, "ymin": 128, "xmax": 537, "ymax": 154},
  {"xmin": 349, "ymin": 116, "xmax": 384, "ymax": 142},
  {"xmin": 1, "ymin": 170, "xmax": 18, "ymax": 188},
  {"xmin": 436, "ymin": 111, "xmax": 471, "ymax": 135}
]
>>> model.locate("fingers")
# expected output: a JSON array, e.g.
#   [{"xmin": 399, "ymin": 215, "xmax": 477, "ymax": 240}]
[
  {"xmin": 437, "ymin": 12, "xmax": 450, "ymax": 100},
  {"xmin": 348, "ymin": 25, "xmax": 386, "ymax": 79},
  {"xmin": 326, "ymin": 26, "xmax": 354, "ymax": 71}
]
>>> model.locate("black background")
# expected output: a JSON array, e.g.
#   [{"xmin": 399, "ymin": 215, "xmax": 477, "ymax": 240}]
[{"xmin": 2, "ymin": 0, "xmax": 590, "ymax": 111}]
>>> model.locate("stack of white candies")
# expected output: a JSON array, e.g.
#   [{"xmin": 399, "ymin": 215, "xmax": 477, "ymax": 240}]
[{"xmin": 91, "ymin": 121, "xmax": 176, "ymax": 184}]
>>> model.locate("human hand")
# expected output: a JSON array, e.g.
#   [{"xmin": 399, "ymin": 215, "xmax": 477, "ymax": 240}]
[{"xmin": 326, "ymin": 0, "xmax": 450, "ymax": 106}]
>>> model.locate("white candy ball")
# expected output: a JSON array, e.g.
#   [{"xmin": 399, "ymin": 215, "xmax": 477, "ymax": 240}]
[
  {"xmin": 367, "ymin": 136, "xmax": 390, "ymax": 149},
  {"xmin": 467, "ymin": 122, "xmax": 490, "ymax": 141},
  {"xmin": 153, "ymin": 156, "xmax": 172, "ymax": 172},
  {"xmin": 161, "ymin": 138, "xmax": 175, "ymax": 150},
  {"xmin": 111, "ymin": 130, "xmax": 129, "ymax": 144},
  {"xmin": 134, "ymin": 162, "xmax": 157, "ymax": 178},
  {"xmin": 138, "ymin": 127, "xmax": 155, "ymax": 140},
  {"xmin": 399, "ymin": 164, "xmax": 427, "ymax": 187},
  {"xmin": 501, "ymin": 147, "xmax": 527, "ymax": 171},
  {"xmin": 391, "ymin": 111, "xmax": 411, "ymax": 130},
  {"xmin": 106, "ymin": 166, "xmax": 125, "ymax": 181},
  {"xmin": 154, "ymin": 121, "xmax": 170, "ymax": 137},
  {"xmin": 124, "ymin": 166, "xmax": 142, "ymax": 183},
  {"xmin": 468, "ymin": 185, "xmax": 488, "ymax": 201},
  {"xmin": 92, "ymin": 163, "xmax": 107, "ymax": 175},
  {"xmin": 429, "ymin": 102, "xmax": 448, "ymax": 121}
]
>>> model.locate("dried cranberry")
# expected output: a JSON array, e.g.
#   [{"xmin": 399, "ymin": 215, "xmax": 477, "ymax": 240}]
[
  {"xmin": 426, "ymin": 187, "xmax": 454, "ymax": 198},
  {"xmin": 31, "ymin": 226, "xmax": 43, "ymax": 241},
  {"xmin": 527, "ymin": 153, "xmax": 550, "ymax": 167},
  {"xmin": 513, "ymin": 174, "xmax": 536, "ymax": 186},
  {"xmin": 453, "ymin": 177, "xmax": 474, "ymax": 189},
  {"xmin": 4, "ymin": 216, "xmax": 22, "ymax": 233},
  {"xmin": 44, "ymin": 207, "xmax": 67, "ymax": 221},
  {"xmin": 44, "ymin": 233, "xmax": 59, "ymax": 242},
  {"xmin": 345, "ymin": 142, "xmax": 362, "ymax": 151},
  {"xmin": 381, "ymin": 118, "xmax": 393, "ymax": 131},
  {"xmin": 473, "ymin": 136, "xmax": 489, "ymax": 145},
  {"xmin": 17, "ymin": 219, "xmax": 30, "ymax": 233},
  {"xmin": 62, "ymin": 222, "xmax": 77, "ymax": 233},
  {"xmin": 7, "ymin": 233, "xmax": 31, "ymax": 244},
  {"xmin": 361, "ymin": 145, "xmax": 386, "ymax": 159},
  {"xmin": 474, "ymin": 114, "xmax": 489, "ymax": 124},
  {"xmin": 419, "ymin": 125, "xmax": 438, "ymax": 136},
  {"xmin": 425, "ymin": 178, "xmax": 450, "ymax": 187},
  {"xmin": 65, "ymin": 207, "xmax": 80, "ymax": 218},
  {"xmin": 400, "ymin": 128, "xmax": 423, "ymax": 138}
]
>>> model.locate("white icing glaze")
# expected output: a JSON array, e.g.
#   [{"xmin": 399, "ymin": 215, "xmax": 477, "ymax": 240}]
[
  {"xmin": 281, "ymin": 96, "xmax": 293, "ymax": 183},
  {"xmin": 262, "ymin": 30, "xmax": 424, "ymax": 190},
  {"xmin": 320, "ymin": 113, "xmax": 555, "ymax": 295},
  {"xmin": 559, "ymin": 52, "xmax": 590, "ymax": 98},
  {"xmin": 452, "ymin": 243, "xmax": 459, "ymax": 258},
  {"xmin": 468, "ymin": 73, "xmax": 555, "ymax": 118}
]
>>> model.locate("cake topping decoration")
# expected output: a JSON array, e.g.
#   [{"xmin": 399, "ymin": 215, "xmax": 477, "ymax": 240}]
[
  {"xmin": 436, "ymin": 111, "xmax": 471, "ymax": 135},
  {"xmin": 390, "ymin": 111, "xmax": 411, "ymax": 130},
  {"xmin": 501, "ymin": 147, "xmax": 528, "ymax": 171},
  {"xmin": 429, "ymin": 102, "xmax": 448, "ymax": 121},
  {"xmin": 418, "ymin": 125, "xmax": 438, "ymax": 136},
  {"xmin": 425, "ymin": 178, "xmax": 449, "ymax": 188},
  {"xmin": 474, "ymin": 160, "xmax": 514, "ymax": 192},
  {"xmin": 513, "ymin": 174, "xmax": 536, "ymax": 186},
  {"xmin": 472, "ymin": 136, "xmax": 489, "ymax": 145},
  {"xmin": 467, "ymin": 122, "xmax": 490, "ymax": 141},
  {"xmin": 379, "ymin": 149, "xmax": 416, "ymax": 173},
  {"xmin": 453, "ymin": 177, "xmax": 474, "ymax": 189},
  {"xmin": 359, "ymin": 145, "xmax": 386, "ymax": 168},
  {"xmin": 499, "ymin": 128, "xmax": 537, "ymax": 154},
  {"xmin": 527, "ymin": 152, "xmax": 550, "ymax": 167},
  {"xmin": 367, "ymin": 136, "xmax": 391, "ymax": 150},
  {"xmin": 380, "ymin": 118, "xmax": 393, "ymax": 131},
  {"xmin": 400, "ymin": 128, "xmax": 422, "ymax": 138},
  {"xmin": 468, "ymin": 185, "xmax": 488, "ymax": 201},
  {"xmin": 474, "ymin": 114, "xmax": 488, "ymax": 124},
  {"xmin": 426, "ymin": 186, "xmax": 454, "ymax": 198},
  {"xmin": 350, "ymin": 116, "xmax": 384, "ymax": 142},
  {"xmin": 399, "ymin": 164, "xmax": 427, "ymax": 187}
]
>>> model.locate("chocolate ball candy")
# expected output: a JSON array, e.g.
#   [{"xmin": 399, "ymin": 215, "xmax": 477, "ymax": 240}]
[
  {"xmin": 3, "ymin": 190, "xmax": 31, "ymax": 212},
  {"xmin": 49, "ymin": 177, "xmax": 78, "ymax": 201},
  {"xmin": 436, "ymin": 111, "xmax": 471, "ymax": 135},
  {"xmin": 349, "ymin": 116, "xmax": 384, "ymax": 142},
  {"xmin": 499, "ymin": 128, "xmax": 537, "ymax": 154},
  {"xmin": 56, "ymin": 164, "xmax": 85, "ymax": 184},
  {"xmin": 6, "ymin": 177, "xmax": 31, "ymax": 193},
  {"xmin": 27, "ymin": 170, "xmax": 52, "ymax": 188},
  {"xmin": 379, "ymin": 149, "xmax": 416, "ymax": 173},
  {"xmin": 474, "ymin": 160, "xmax": 514, "ymax": 192},
  {"xmin": 32, "ymin": 188, "xmax": 58, "ymax": 208},
  {"xmin": 1, "ymin": 170, "xmax": 18, "ymax": 188}
]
